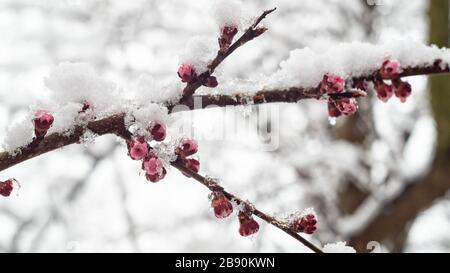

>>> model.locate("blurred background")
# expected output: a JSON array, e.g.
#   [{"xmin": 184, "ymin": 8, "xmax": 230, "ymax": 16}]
[{"xmin": 0, "ymin": 0, "xmax": 449, "ymax": 252}]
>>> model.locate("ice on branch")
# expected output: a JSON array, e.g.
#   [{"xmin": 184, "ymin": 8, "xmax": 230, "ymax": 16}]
[
  {"xmin": 322, "ymin": 242, "xmax": 356, "ymax": 253},
  {"xmin": 266, "ymin": 39, "xmax": 450, "ymax": 90}
]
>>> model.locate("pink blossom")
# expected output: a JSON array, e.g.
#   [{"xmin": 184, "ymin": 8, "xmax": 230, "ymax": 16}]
[
  {"xmin": 177, "ymin": 64, "xmax": 197, "ymax": 83},
  {"xmin": 34, "ymin": 111, "xmax": 54, "ymax": 137},
  {"xmin": 145, "ymin": 168, "xmax": 167, "ymax": 183},
  {"xmin": 177, "ymin": 138, "xmax": 198, "ymax": 158},
  {"xmin": 149, "ymin": 120, "xmax": 167, "ymax": 142},
  {"xmin": 292, "ymin": 213, "xmax": 318, "ymax": 235},
  {"xmin": 211, "ymin": 192, "xmax": 233, "ymax": 219},
  {"xmin": 380, "ymin": 59, "xmax": 402, "ymax": 78},
  {"xmin": 394, "ymin": 80, "xmax": 412, "ymax": 103},
  {"xmin": 0, "ymin": 179, "xmax": 14, "ymax": 197},
  {"xmin": 322, "ymin": 74, "xmax": 346, "ymax": 94},
  {"xmin": 143, "ymin": 156, "xmax": 164, "ymax": 176},
  {"xmin": 375, "ymin": 81, "xmax": 394, "ymax": 102},
  {"xmin": 128, "ymin": 137, "xmax": 149, "ymax": 160},
  {"xmin": 238, "ymin": 212, "xmax": 260, "ymax": 237},
  {"xmin": 327, "ymin": 99, "xmax": 342, "ymax": 118},
  {"xmin": 335, "ymin": 98, "xmax": 358, "ymax": 115}
]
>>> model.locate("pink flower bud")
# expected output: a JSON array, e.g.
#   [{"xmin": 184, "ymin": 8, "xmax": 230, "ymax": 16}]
[
  {"xmin": 374, "ymin": 81, "xmax": 394, "ymax": 102},
  {"xmin": 203, "ymin": 76, "xmax": 218, "ymax": 88},
  {"xmin": 149, "ymin": 120, "xmax": 167, "ymax": 142},
  {"xmin": 143, "ymin": 156, "xmax": 164, "ymax": 176},
  {"xmin": 177, "ymin": 138, "xmax": 198, "ymax": 158},
  {"xmin": 335, "ymin": 98, "xmax": 358, "ymax": 115},
  {"xmin": 0, "ymin": 179, "xmax": 14, "ymax": 197},
  {"xmin": 142, "ymin": 156, "xmax": 166, "ymax": 183},
  {"xmin": 177, "ymin": 64, "xmax": 197, "ymax": 83},
  {"xmin": 292, "ymin": 213, "xmax": 318, "ymax": 235},
  {"xmin": 322, "ymin": 74, "xmax": 346, "ymax": 94},
  {"xmin": 328, "ymin": 99, "xmax": 342, "ymax": 118},
  {"xmin": 380, "ymin": 59, "xmax": 402, "ymax": 78},
  {"xmin": 145, "ymin": 168, "xmax": 167, "ymax": 183},
  {"xmin": 218, "ymin": 25, "xmax": 238, "ymax": 51},
  {"xmin": 34, "ymin": 111, "xmax": 54, "ymax": 137},
  {"xmin": 182, "ymin": 158, "xmax": 200, "ymax": 177},
  {"xmin": 393, "ymin": 80, "xmax": 412, "ymax": 103},
  {"xmin": 128, "ymin": 137, "xmax": 149, "ymax": 160},
  {"xmin": 211, "ymin": 192, "xmax": 233, "ymax": 219},
  {"xmin": 238, "ymin": 212, "xmax": 259, "ymax": 237}
]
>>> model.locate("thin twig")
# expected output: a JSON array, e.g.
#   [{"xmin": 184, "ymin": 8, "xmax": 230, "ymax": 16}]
[{"xmin": 171, "ymin": 159, "xmax": 323, "ymax": 253}]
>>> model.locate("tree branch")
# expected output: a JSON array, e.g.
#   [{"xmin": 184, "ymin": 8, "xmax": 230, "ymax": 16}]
[
  {"xmin": 178, "ymin": 8, "xmax": 276, "ymax": 104},
  {"xmin": 171, "ymin": 159, "xmax": 323, "ymax": 253}
]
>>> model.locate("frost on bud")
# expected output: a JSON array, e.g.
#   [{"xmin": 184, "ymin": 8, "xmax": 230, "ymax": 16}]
[
  {"xmin": 328, "ymin": 99, "xmax": 342, "ymax": 118},
  {"xmin": 238, "ymin": 211, "xmax": 259, "ymax": 237},
  {"xmin": 0, "ymin": 179, "xmax": 18, "ymax": 197},
  {"xmin": 149, "ymin": 120, "xmax": 167, "ymax": 142},
  {"xmin": 203, "ymin": 76, "xmax": 218, "ymax": 88},
  {"xmin": 292, "ymin": 213, "xmax": 317, "ymax": 235},
  {"xmin": 176, "ymin": 138, "xmax": 198, "ymax": 158},
  {"xmin": 142, "ymin": 155, "xmax": 166, "ymax": 183},
  {"xmin": 177, "ymin": 64, "xmax": 197, "ymax": 83},
  {"xmin": 210, "ymin": 192, "xmax": 233, "ymax": 219},
  {"xmin": 380, "ymin": 59, "xmax": 402, "ymax": 78},
  {"xmin": 34, "ymin": 111, "xmax": 54, "ymax": 137},
  {"xmin": 321, "ymin": 74, "xmax": 345, "ymax": 94},
  {"xmin": 218, "ymin": 25, "xmax": 238, "ymax": 52},
  {"xmin": 182, "ymin": 158, "xmax": 200, "ymax": 177},
  {"xmin": 335, "ymin": 98, "xmax": 358, "ymax": 116},
  {"xmin": 127, "ymin": 137, "xmax": 149, "ymax": 160},
  {"xmin": 393, "ymin": 80, "xmax": 412, "ymax": 103},
  {"xmin": 374, "ymin": 81, "xmax": 394, "ymax": 103}
]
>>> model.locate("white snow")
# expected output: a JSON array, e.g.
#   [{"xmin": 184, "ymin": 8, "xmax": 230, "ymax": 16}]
[
  {"xmin": 323, "ymin": 241, "xmax": 356, "ymax": 253},
  {"xmin": 212, "ymin": 0, "xmax": 243, "ymax": 29},
  {"xmin": 265, "ymin": 39, "xmax": 450, "ymax": 90},
  {"xmin": 45, "ymin": 62, "xmax": 119, "ymax": 111},
  {"xmin": 178, "ymin": 36, "xmax": 217, "ymax": 74}
]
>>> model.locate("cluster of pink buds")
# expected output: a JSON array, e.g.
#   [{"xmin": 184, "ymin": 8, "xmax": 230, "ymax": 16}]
[
  {"xmin": 374, "ymin": 60, "xmax": 411, "ymax": 103},
  {"xmin": 238, "ymin": 211, "xmax": 260, "ymax": 237},
  {"xmin": 210, "ymin": 191, "xmax": 233, "ymax": 219},
  {"xmin": 322, "ymin": 74, "xmax": 358, "ymax": 118},
  {"xmin": 218, "ymin": 24, "xmax": 238, "ymax": 52},
  {"xmin": 0, "ymin": 179, "xmax": 19, "ymax": 197},
  {"xmin": 126, "ymin": 120, "xmax": 169, "ymax": 183},
  {"xmin": 33, "ymin": 111, "xmax": 54, "ymax": 138},
  {"xmin": 291, "ymin": 212, "xmax": 317, "ymax": 235},
  {"xmin": 176, "ymin": 138, "xmax": 200, "ymax": 177}
]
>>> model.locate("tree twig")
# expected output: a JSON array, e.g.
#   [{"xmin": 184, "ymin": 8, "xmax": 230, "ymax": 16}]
[
  {"xmin": 178, "ymin": 8, "xmax": 276, "ymax": 104},
  {"xmin": 171, "ymin": 159, "xmax": 323, "ymax": 253}
]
